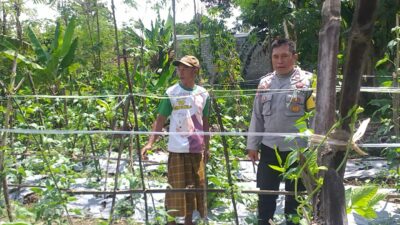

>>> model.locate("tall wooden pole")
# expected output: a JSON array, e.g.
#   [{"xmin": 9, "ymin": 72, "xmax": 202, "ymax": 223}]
[
  {"xmin": 313, "ymin": 0, "xmax": 342, "ymax": 224},
  {"xmin": 339, "ymin": 1, "xmax": 378, "ymax": 131},
  {"xmin": 315, "ymin": 0, "xmax": 340, "ymax": 136},
  {"xmin": 212, "ymin": 99, "xmax": 240, "ymax": 225},
  {"xmin": 122, "ymin": 49, "xmax": 149, "ymax": 223},
  {"xmin": 313, "ymin": 1, "xmax": 378, "ymax": 225}
]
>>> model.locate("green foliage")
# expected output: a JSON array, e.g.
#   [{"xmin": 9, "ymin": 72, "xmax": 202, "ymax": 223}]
[
  {"xmin": 0, "ymin": 50, "xmax": 43, "ymax": 70},
  {"xmin": 0, "ymin": 35, "xmax": 23, "ymax": 51},
  {"xmin": 368, "ymin": 20, "xmax": 400, "ymax": 174},
  {"xmin": 230, "ymin": 0, "xmax": 322, "ymax": 70},
  {"xmin": 114, "ymin": 198, "xmax": 135, "ymax": 218},
  {"xmin": 0, "ymin": 1, "xmax": 398, "ymax": 224},
  {"xmin": 0, "ymin": 202, "xmax": 34, "ymax": 224},
  {"xmin": 27, "ymin": 17, "xmax": 78, "ymax": 92},
  {"xmin": 346, "ymin": 186, "xmax": 386, "ymax": 219},
  {"xmin": 266, "ymin": 106, "xmax": 373, "ymax": 222},
  {"xmin": 148, "ymin": 206, "xmax": 176, "ymax": 225},
  {"xmin": 31, "ymin": 184, "xmax": 73, "ymax": 224},
  {"xmin": 2, "ymin": 223, "xmax": 31, "ymax": 225}
]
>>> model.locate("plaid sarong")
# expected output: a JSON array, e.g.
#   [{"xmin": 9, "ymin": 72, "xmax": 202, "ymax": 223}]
[{"xmin": 165, "ymin": 152, "xmax": 205, "ymax": 218}]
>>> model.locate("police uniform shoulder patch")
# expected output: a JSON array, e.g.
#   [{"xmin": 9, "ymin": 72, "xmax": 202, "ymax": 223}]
[{"xmin": 258, "ymin": 73, "xmax": 274, "ymax": 90}]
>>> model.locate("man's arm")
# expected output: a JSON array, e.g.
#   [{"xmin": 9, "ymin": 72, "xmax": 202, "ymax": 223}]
[
  {"xmin": 246, "ymin": 92, "xmax": 265, "ymax": 163},
  {"xmin": 141, "ymin": 115, "xmax": 167, "ymax": 158}
]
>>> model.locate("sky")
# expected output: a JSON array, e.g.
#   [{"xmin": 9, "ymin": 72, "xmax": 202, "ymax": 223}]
[{"xmin": 24, "ymin": 0, "xmax": 207, "ymax": 28}]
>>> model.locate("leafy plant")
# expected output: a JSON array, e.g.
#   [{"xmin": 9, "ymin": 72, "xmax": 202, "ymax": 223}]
[
  {"xmin": 345, "ymin": 185, "xmax": 386, "ymax": 219},
  {"xmin": 27, "ymin": 16, "xmax": 78, "ymax": 93},
  {"xmin": 114, "ymin": 198, "xmax": 135, "ymax": 218}
]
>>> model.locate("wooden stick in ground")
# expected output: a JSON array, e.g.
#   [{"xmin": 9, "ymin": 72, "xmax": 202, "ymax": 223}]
[
  {"xmin": 105, "ymin": 0, "xmax": 124, "ymax": 199},
  {"xmin": 103, "ymin": 119, "xmax": 118, "ymax": 199},
  {"xmin": 0, "ymin": 94, "xmax": 13, "ymax": 222},
  {"xmin": 122, "ymin": 48, "xmax": 149, "ymax": 223},
  {"xmin": 1, "ymin": 47, "xmax": 23, "ymax": 222},
  {"xmin": 192, "ymin": 1, "xmax": 209, "ymax": 222},
  {"xmin": 12, "ymin": 99, "xmax": 74, "ymax": 225},
  {"xmin": 0, "ymin": 3, "xmax": 24, "ymax": 220},
  {"xmin": 108, "ymin": 98, "xmax": 131, "ymax": 224},
  {"xmin": 212, "ymin": 97, "xmax": 240, "ymax": 225}
]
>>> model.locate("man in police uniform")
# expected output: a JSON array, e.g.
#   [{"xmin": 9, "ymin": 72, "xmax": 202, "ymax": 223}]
[{"xmin": 246, "ymin": 38, "xmax": 315, "ymax": 225}]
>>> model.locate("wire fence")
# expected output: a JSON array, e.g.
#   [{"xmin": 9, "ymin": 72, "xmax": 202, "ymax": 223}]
[{"xmin": 1, "ymin": 84, "xmax": 399, "ymax": 224}]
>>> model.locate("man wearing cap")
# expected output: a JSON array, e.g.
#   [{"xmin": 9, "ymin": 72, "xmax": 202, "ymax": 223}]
[
  {"xmin": 141, "ymin": 55, "xmax": 210, "ymax": 225},
  {"xmin": 246, "ymin": 38, "xmax": 315, "ymax": 225}
]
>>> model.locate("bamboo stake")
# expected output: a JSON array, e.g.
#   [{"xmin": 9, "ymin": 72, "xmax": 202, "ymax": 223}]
[
  {"xmin": 211, "ymin": 98, "xmax": 240, "ymax": 225},
  {"xmin": 87, "ymin": 125, "xmax": 101, "ymax": 176},
  {"xmin": 109, "ymin": 98, "xmax": 130, "ymax": 224},
  {"xmin": 0, "ymin": 2, "xmax": 23, "ymax": 220},
  {"xmin": 124, "ymin": 58, "xmax": 157, "ymax": 212},
  {"xmin": 122, "ymin": 48, "xmax": 149, "ymax": 223},
  {"xmin": 0, "ymin": 52, "xmax": 16, "ymax": 222},
  {"xmin": 103, "ymin": 120, "xmax": 118, "ymax": 199},
  {"xmin": 193, "ymin": 1, "xmax": 209, "ymax": 222},
  {"xmin": 106, "ymin": 0, "xmax": 125, "ymax": 201}
]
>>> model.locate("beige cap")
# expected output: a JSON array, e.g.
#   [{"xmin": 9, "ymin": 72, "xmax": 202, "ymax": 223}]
[{"xmin": 173, "ymin": 55, "xmax": 200, "ymax": 68}]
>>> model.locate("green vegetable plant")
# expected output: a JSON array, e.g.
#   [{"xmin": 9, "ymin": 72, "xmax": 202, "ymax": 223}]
[
  {"xmin": 266, "ymin": 106, "xmax": 389, "ymax": 224},
  {"xmin": 345, "ymin": 185, "xmax": 386, "ymax": 219}
]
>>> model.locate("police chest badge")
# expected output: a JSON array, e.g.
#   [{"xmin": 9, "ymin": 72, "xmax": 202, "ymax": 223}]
[
  {"xmin": 289, "ymin": 97, "xmax": 301, "ymax": 112},
  {"xmin": 290, "ymin": 105, "xmax": 301, "ymax": 112}
]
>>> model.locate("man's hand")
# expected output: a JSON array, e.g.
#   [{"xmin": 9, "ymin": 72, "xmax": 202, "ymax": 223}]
[
  {"xmin": 247, "ymin": 149, "xmax": 259, "ymax": 163},
  {"xmin": 248, "ymin": 149, "xmax": 259, "ymax": 173},
  {"xmin": 141, "ymin": 143, "xmax": 152, "ymax": 160}
]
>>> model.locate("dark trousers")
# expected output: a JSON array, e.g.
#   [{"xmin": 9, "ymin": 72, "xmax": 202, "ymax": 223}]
[{"xmin": 257, "ymin": 144, "xmax": 305, "ymax": 225}]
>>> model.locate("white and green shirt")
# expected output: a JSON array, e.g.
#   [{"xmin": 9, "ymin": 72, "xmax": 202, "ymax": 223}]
[{"xmin": 158, "ymin": 83, "xmax": 210, "ymax": 153}]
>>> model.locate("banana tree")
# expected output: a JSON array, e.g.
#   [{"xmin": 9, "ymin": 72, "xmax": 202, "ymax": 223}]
[{"xmin": 27, "ymin": 16, "xmax": 78, "ymax": 94}]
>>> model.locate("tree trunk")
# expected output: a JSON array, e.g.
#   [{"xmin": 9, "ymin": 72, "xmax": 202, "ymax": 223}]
[
  {"xmin": 315, "ymin": 0, "xmax": 340, "ymax": 135},
  {"xmin": 338, "ymin": 0, "xmax": 378, "ymax": 181},
  {"xmin": 340, "ymin": 1, "xmax": 378, "ymax": 129},
  {"xmin": 313, "ymin": 0, "xmax": 343, "ymax": 224},
  {"xmin": 313, "ymin": 1, "xmax": 378, "ymax": 225}
]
